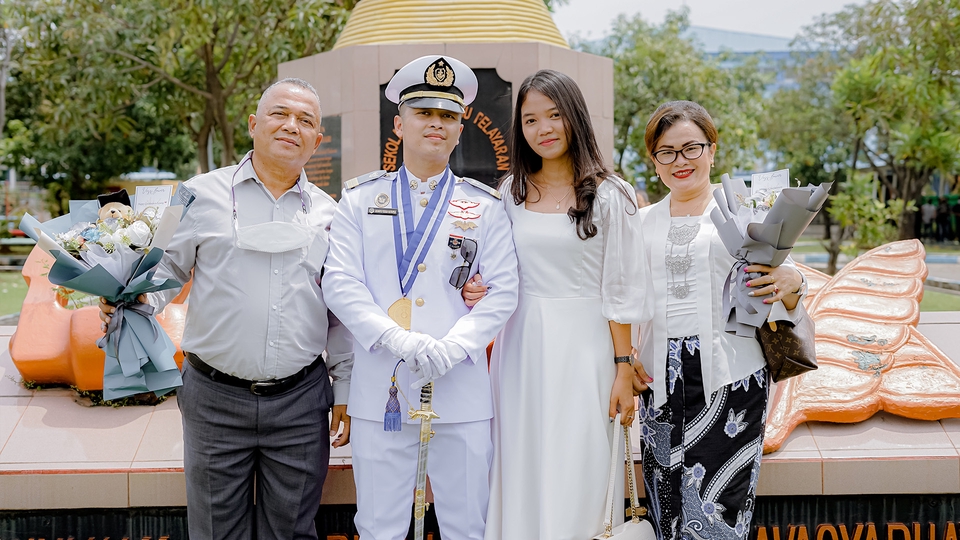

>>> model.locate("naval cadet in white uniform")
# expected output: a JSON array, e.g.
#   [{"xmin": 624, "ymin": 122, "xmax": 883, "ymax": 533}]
[{"xmin": 322, "ymin": 55, "xmax": 519, "ymax": 540}]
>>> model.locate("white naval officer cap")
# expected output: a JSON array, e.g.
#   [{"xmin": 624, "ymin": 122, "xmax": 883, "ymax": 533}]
[{"xmin": 384, "ymin": 55, "xmax": 478, "ymax": 114}]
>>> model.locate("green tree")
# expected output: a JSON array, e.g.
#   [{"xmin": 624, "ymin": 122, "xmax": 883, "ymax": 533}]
[
  {"xmin": 828, "ymin": 172, "xmax": 912, "ymax": 267},
  {"xmin": 0, "ymin": 91, "xmax": 195, "ymax": 214},
  {"xmin": 0, "ymin": 2, "xmax": 19, "ymax": 139},
  {"xmin": 760, "ymin": 51, "xmax": 855, "ymax": 273},
  {"xmin": 802, "ymin": 0, "xmax": 960, "ymax": 239},
  {"xmin": 582, "ymin": 9, "xmax": 768, "ymax": 200},
  {"xmin": 13, "ymin": 0, "xmax": 354, "ymax": 173}
]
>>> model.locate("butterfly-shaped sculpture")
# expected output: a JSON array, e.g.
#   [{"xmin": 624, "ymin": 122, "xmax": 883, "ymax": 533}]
[{"xmin": 764, "ymin": 239, "xmax": 960, "ymax": 453}]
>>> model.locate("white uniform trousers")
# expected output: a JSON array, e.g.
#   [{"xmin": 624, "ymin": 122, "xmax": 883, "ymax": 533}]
[{"xmin": 352, "ymin": 417, "xmax": 493, "ymax": 540}]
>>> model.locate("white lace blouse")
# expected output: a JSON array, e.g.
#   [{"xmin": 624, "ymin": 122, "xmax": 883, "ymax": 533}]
[{"xmin": 634, "ymin": 192, "xmax": 806, "ymax": 408}]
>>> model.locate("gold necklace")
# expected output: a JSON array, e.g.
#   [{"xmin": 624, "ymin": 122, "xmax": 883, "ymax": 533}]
[
  {"xmin": 549, "ymin": 186, "xmax": 573, "ymax": 210},
  {"xmin": 532, "ymin": 178, "xmax": 574, "ymax": 210},
  {"xmin": 670, "ymin": 193, "xmax": 711, "ymax": 217}
]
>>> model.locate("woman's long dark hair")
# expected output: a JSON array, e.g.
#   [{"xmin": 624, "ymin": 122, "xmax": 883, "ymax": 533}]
[{"xmin": 504, "ymin": 69, "xmax": 631, "ymax": 240}]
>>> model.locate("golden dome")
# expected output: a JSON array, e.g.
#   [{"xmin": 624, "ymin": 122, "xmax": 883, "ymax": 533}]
[{"xmin": 333, "ymin": 0, "xmax": 569, "ymax": 49}]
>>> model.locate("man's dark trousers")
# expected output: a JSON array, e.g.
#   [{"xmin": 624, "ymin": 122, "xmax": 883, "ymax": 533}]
[{"xmin": 178, "ymin": 359, "xmax": 333, "ymax": 540}]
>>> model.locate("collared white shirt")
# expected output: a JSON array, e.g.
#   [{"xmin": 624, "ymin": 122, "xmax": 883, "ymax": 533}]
[{"xmin": 149, "ymin": 151, "xmax": 353, "ymax": 402}]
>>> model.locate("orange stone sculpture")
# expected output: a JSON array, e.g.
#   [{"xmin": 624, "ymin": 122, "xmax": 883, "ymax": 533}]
[
  {"xmin": 9, "ymin": 246, "xmax": 189, "ymax": 390},
  {"xmin": 764, "ymin": 240, "xmax": 960, "ymax": 452}
]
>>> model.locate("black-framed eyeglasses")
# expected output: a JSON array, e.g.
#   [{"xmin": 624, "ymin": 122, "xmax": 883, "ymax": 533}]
[
  {"xmin": 448, "ymin": 238, "xmax": 478, "ymax": 289},
  {"xmin": 652, "ymin": 143, "xmax": 709, "ymax": 165}
]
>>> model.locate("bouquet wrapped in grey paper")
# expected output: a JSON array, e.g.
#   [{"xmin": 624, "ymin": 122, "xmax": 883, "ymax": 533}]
[{"xmin": 709, "ymin": 173, "xmax": 832, "ymax": 336}]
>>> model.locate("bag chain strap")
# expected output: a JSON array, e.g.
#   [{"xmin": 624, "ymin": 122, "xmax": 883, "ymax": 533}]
[{"xmin": 600, "ymin": 417, "xmax": 646, "ymax": 538}]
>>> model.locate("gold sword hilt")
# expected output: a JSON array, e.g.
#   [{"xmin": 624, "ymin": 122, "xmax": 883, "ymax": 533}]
[
  {"xmin": 409, "ymin": 409, "xmax": 440, "ymax": 420},
  {"xmin": 410, "ymin": 382, "xmax": 440, "ymax": 420}
]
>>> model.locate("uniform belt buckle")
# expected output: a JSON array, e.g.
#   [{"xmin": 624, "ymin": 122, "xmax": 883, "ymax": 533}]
[{"xmin": 250, "ymin": 381, "xmax": 279, "ymax": 396}]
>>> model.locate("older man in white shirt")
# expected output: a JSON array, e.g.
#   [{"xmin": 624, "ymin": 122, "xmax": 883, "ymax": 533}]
[{"xmin": 101, "ymin": 78, "xmax": 352, "ymax": 540}]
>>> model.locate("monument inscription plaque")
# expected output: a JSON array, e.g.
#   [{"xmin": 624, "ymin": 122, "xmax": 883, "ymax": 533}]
[{"xmin": 305, "ymin": 115, "xmax": 342, "ymax": 198}]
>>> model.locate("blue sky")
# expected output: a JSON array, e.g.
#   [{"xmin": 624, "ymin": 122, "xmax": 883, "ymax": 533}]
[{"xmin": 551, "ymin": 0, "xmax": 869, "ymax": 40}]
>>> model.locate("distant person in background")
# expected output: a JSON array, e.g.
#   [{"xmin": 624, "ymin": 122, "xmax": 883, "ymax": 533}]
[
  {"xmin": 921, "ymin": 199, "xmax": 937, "ymax": 241},
  {"xmin": 936, "ymin": 197, "xmax": 951, "ymax": 243},
  {"xmin": 952, "ymin": 199, "xmax": 960, "ymax": 243}
]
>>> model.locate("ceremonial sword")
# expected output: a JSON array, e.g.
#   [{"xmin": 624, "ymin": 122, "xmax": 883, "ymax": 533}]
[{"xmin": 410, "ymin": 381, "xmax": 439, "ymax": 540}]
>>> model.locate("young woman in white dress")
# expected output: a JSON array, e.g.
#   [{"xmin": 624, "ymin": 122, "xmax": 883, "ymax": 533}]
[{"xmin": 466, "ymin": 69, "xmax": 654, "ymax": 540}]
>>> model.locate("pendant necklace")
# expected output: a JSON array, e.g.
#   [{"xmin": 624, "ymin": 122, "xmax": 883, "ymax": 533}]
[
  {"xmin": 551, "ymin": 186, "xmax": 573, "ymax": 210},
  {"xmin": 532, "ymin": 173, "xmax": 574, "ymax": 210},
  {"xmin": 536, "ymin": 181, "xmax": 572, "ymax": 209}
]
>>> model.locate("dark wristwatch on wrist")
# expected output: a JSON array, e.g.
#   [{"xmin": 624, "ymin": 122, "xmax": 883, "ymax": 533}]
[{"xmin": 614, "ymin": 355, "xmax": 632, "ymax": 364}]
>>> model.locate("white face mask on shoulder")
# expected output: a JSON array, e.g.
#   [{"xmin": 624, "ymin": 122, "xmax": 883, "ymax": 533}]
[{"xmin": 230, "ymin": 156, "xmax": 323, "ymax": 254}]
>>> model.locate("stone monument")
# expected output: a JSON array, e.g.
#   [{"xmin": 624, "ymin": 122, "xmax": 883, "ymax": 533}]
[{"xmin": 277, "ymin": 0, "xmax": 615, "ymax": 195}]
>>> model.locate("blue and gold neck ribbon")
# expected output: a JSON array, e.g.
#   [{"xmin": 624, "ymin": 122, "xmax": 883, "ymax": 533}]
[{"xmin": 391, "ymin": 166, "xmax": 456, "ymax": 296}]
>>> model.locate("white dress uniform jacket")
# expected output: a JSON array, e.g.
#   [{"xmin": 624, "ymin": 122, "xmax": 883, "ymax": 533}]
[{"xmin": 323, "ymin": 171, "xmax": 519, "ymax": 424}]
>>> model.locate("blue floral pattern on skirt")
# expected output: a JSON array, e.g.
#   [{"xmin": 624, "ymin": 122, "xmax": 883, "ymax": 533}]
[{"xmin": 638, "ymin": 335, "xmax": 768, "ymax": 540}]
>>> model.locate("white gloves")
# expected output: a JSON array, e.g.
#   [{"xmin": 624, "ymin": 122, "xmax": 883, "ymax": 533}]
[
  {"xmin": 379, "ymin": 327, "xmax": 432, "ymax": 363},
  {"xmin": 377, "ymin": 327, "xmax": 468, "ymax": 389},
  {"xmin": 411, "ymin": 339, "xmax": 468, "ymax": 389}
]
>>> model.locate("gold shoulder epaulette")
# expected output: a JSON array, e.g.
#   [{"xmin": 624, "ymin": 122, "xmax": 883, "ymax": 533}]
[
  {"xmin": 344, "ymin": 170, "xmax": 391, "ymax": 189},
  {"xmin": 456, "ymin": 176, "xmax": 501, "ymax": 199}
]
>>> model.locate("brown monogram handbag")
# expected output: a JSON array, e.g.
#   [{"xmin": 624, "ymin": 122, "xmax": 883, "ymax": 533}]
[{"xmin": 756, "ymin": 304, "xmax": 818, "ymax": 383}]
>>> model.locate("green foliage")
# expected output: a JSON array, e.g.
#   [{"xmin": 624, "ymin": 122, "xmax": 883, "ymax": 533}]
[
  {"xmin": 579, "ymin": 9, "xmax": 769, "ymax": 200},
  {"xmin": 53, "ymin": 286, "xmax": 99, "ymax": 310},
  {"xmin": 0, "ymin": 95, "xmax": 195, "ymax": 215},
  {"xmin": 8, "ymin": 0, "xmax": 353, "ymax": 198},
  {"xmin": 543, "ymin": 0, "xmax": 568, "ymax": 11},
  {"xmin": 802, "ymin": 0, "xmax": 960, "ymax": 239},
  {"xmin": 761, "ymin": 51, "xmax": 852, "ymax": 190},
  {"xmin": 0, "ymin": 271, "xmax": 27, "ymax": 316},
  {"xmin": 828, "ymin": 173, "xmax": 914, "ymax": 256},
  {"xmin": 71, "ymin": 386, "xmax": 171, "ymax": 407}
]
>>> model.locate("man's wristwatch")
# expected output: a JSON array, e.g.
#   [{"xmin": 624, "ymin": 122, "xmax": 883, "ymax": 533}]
[{"xmin": 614, "ymin": 355, "xmax": 633, "ymax": 364}]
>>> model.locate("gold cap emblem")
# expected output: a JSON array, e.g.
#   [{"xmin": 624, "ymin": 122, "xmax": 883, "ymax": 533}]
[{"xmin": 424, "ymin": 58, "xmax": 455, "ymax": 88}]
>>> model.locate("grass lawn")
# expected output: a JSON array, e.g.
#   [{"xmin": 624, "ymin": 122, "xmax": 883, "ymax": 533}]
[
  {"xmin": 0, "ymin": 271, "xmax": 27, "ymax": 316},
  {"xmin": 920, "ymin": 288, "xmax": 960, "ymax": 311}
]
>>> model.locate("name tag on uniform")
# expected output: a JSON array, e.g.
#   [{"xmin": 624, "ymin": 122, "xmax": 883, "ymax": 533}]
[{"xmin": 368, "ymin": 207, "xmax": 399, "ymax": 216}]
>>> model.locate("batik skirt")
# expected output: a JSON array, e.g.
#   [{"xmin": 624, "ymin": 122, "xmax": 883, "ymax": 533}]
[{"xmin": 636, "ymin": 335, "xmax": 768, "ymax": 540}]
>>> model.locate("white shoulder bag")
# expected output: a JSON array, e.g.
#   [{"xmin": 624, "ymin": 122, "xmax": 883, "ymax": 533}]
[{"xmin": 592, "ymin": 416, "xmax": 656, "ymax": 540}]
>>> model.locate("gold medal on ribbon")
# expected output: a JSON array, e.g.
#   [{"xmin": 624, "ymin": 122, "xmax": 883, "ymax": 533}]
[{"xmin": 388, "ymin": 297, "xmax": 413, "ymax": 330}]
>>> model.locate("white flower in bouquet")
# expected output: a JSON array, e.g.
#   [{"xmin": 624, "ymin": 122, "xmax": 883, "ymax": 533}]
[
  {"xmin": 124, "ymin": 220, "xmax": 153, "ymax": 247},
  {"xmin": 97, "ymin": 231, "xmax": 118, "ymax": 252},
  {"xmin": 736, "ymin": 189, "xmax": 780, "ymax": 213}
]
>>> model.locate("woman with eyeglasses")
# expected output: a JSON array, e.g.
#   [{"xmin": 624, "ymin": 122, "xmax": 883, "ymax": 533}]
[
  {"xmin": 464, "ymin": 69, "xmax": 654, "ymax": 540},
  {"xmin": 632, "ymin": 100, "xmax": 805, "ymax": 540}
]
